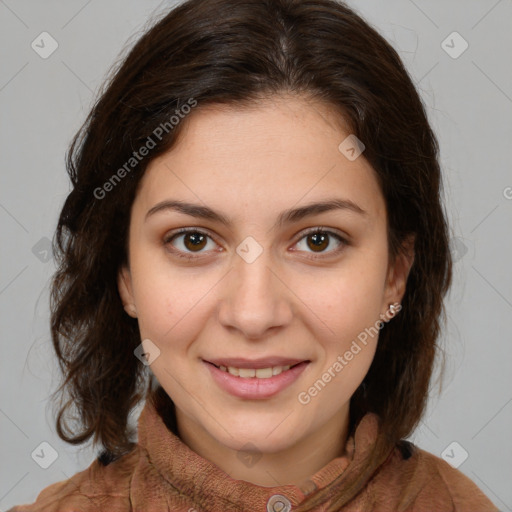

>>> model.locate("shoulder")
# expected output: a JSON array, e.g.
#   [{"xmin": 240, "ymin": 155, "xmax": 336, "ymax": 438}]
[
  {"xmin": 6, "ymin": 446, "xmax": 140, "ymax": 512},
  {"xmin": 367, "ymin": 440, "xmax": 499, "ymax": 511}
]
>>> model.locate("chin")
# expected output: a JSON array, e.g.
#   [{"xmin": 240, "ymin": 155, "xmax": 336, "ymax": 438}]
[{"xmin": 212, "ymin": 420, "xmax": 303, "ymax": 453}]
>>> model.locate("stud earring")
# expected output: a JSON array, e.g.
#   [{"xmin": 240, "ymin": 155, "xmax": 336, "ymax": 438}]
[{"xmin": 388, "ymin": 302, "xmax": 401, "ymax": 317}]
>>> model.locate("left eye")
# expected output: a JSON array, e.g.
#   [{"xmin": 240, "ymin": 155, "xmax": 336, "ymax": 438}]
[{"xmin": 293, "ymin": 228, "xmax": 347, "ymax": 256}]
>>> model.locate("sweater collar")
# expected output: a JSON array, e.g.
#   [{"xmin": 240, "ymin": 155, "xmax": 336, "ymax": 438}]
[{"xmin": 137, "ymin": 395, "xmax": 382, "ymax": 511}]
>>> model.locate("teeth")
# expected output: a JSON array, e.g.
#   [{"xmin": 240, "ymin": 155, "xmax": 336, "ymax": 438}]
[
  {"xmin": 228, "ymin": 366, "xmax": 239, "ymax": 376},
  {"xmin": 255, "ymin": 367, "xmax": 272, "ymax": 378},
  {"xmin": 220, "ymin": 364, "xmax": 293, "ymax": 378},
  {"xmin": 239, "ymin": 368, "xmax": 256, "ymax": 378}
]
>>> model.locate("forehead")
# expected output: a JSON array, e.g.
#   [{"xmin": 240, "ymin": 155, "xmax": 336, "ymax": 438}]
[{"xmin": 133, "ymin": 95, "xmax": 386, "ymax": 225}]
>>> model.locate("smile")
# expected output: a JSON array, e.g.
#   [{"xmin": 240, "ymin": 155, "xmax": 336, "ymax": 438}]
[
  {"xmin": 212, "ymin": 363, "xmax": 301, "ymax": 379},
  {"xmin": 202, "ymin": 359, "xmax": 310, "ymax": 399}
]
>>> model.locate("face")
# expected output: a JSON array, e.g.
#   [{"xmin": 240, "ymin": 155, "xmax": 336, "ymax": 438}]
[{"xmin": 118, "ymin": 94, "xmax": 413, "ymax": 458}]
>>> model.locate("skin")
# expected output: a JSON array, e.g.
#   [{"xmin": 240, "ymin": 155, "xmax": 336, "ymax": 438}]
[{"xmin": 118, "ymin": 94, "xmax": 414, "ymax": 487}]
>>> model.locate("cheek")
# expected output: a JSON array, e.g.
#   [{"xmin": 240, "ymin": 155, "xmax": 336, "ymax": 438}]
[
  {"xmin": 302, "ymin": 260, "xmax": 387, "ymax": 335},
  {"xmin": 298, "ymin": 270, "xmax": 384, "ymax": 416},
  {"xmin": 132, "ymin": 264, "xmax": 217, "ymax": 351}
]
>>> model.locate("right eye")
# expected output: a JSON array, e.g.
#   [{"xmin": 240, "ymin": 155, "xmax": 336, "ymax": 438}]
[{"xmin": 163, "ymin": 228, "xmax": 220, "ymax": 260}]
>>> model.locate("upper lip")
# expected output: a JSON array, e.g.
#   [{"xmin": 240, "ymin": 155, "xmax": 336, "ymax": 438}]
[{"xmin": 204, "ymin": 357, "xmax": 308, "ymax": 369}]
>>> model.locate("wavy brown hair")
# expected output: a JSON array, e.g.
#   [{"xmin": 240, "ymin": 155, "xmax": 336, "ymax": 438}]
[{"xmin": 49, "ymin": 0, "xmax": 452, "ymax": 509}]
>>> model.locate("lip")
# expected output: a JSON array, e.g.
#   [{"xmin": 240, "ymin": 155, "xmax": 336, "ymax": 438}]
[
  {"xmin": 204, "ymin": 357, "xmax": 306, "ymax": 369},
  {"xmin": 203, "ymin": 359, "xmax": 310, "ymax": 399}
]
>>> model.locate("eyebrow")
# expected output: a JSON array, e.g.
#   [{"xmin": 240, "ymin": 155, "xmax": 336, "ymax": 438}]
[{"xmin": 145, "ymin": 197, "xmax": 367, "ymax": 229}]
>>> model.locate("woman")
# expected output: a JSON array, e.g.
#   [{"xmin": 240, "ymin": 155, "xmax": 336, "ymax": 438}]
[{"xmin": 9, "ymin": 0, "xmax": 498, "ymax": 510}]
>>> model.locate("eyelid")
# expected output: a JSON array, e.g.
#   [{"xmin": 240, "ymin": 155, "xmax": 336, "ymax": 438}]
[{"xmin": 294, "ymin": 226, "xmax": 348, "ymax": 243}]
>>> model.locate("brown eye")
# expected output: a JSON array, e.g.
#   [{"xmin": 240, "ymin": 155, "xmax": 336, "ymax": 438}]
[
  {"xmin": 164, "ymin": 229, "xmax": 217, "ymax": 259},
  {"xmin": 182, "ymin": 232, "xmax": 207, "ymax": 251},
  {"xmin": 294, "ymin": 228, "xmax": 347, "ymax": 258},
  {"xmin": 306, "ymin": 231, "xmax": 329, "ymax": 252}
]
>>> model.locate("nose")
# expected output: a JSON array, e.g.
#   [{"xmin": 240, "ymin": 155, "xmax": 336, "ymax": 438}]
[{"xmin": 217, "ymin": 248, "xmax": 293, "ymax": 340}]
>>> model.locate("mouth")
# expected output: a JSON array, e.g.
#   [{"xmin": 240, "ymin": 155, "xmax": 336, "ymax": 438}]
[
  {"xmin": 203, "ymin": 357, "xmax": 309, "ymax": 378},
  {"xmin": 205, "ymin": 360, "xmax": 306, "ymax": 379},
  {"xmin": 202, "ymin": 358, "xmax": 311, "ymax": 399}
]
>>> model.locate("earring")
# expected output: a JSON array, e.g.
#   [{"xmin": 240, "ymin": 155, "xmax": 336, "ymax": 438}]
[{"xmin": 388, "ymin": 302, "xmax": 401, "ymax": 317}]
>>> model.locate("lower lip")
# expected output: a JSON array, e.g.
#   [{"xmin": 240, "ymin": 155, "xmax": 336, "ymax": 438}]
[{"xmin": 203, "ymin": 361, "xmax": 309, "ymax": 399}]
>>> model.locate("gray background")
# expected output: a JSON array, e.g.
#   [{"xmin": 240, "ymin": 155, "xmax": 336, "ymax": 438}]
[{"xmin": 1, "ymin": 0, "xmax": 511, "ymax": 509}]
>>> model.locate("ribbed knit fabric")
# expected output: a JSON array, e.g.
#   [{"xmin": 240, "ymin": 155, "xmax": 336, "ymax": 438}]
[{"xmin": 8, "ymin": 397, "xmax": 498, "ymax": 511}]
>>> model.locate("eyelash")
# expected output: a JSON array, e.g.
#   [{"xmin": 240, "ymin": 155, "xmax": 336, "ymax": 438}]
[{"xmin": 163, "ymin": 227, "xmax": 349, "ymax": 261}]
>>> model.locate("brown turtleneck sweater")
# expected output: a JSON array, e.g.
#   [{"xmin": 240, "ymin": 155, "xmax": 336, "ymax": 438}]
[{"xmin": 7, "ymin": 397, "xmax": 498, "ymax": 511}]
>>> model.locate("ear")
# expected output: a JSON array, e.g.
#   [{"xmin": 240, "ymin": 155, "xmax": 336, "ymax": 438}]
[
  {"xmin": 383, "ymin": 234, "xmax": 415, "ymax": 308},
  {"xmin": 118, "ymin": 265, "xmax": 137, "ymax": 318}
]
